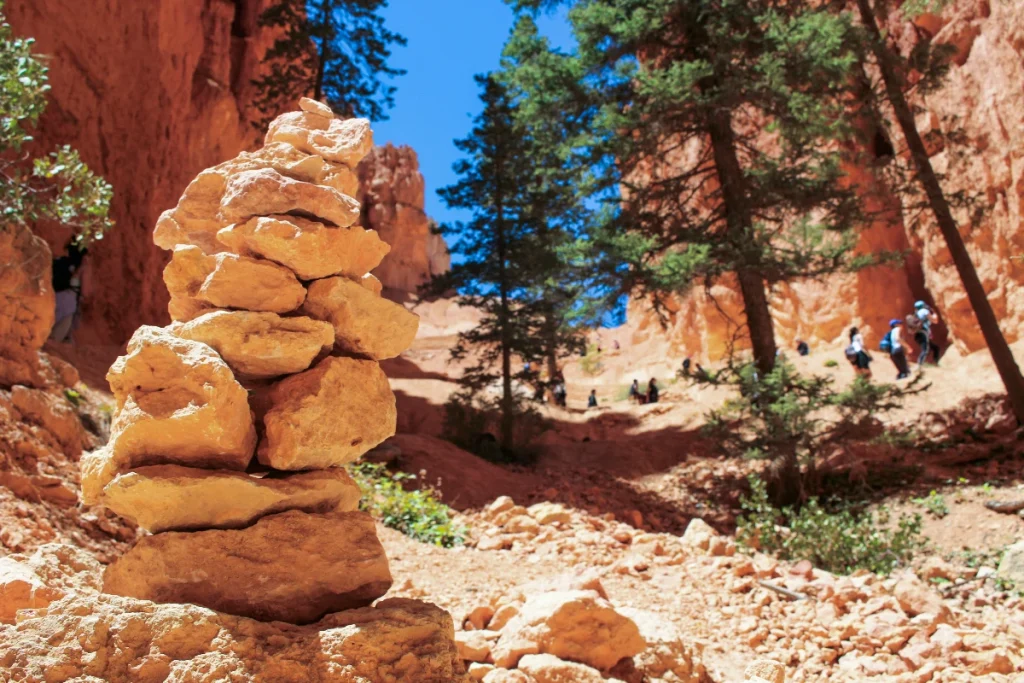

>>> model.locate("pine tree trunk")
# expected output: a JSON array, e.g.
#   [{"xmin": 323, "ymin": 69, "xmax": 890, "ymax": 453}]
[
  {"xmin": 857, "ymin": 0, "xmax": 1024, "ymax": 423},
  {"xmin": 544, "ymin": 310, "xmax": 558, "ymax": 381},
  {"xmin": 707, "ymin": 110, "xmax": 778, "ymax": 374},
  {"xmin": 495, "ymin": 170, "xmax": 515, "ymax": 449}
]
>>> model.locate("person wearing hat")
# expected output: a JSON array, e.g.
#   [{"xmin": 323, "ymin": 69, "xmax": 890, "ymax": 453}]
[
  {"xmin": 884, "ymin": 318, "xmax": 911, "ymax": 380},
  {"xmin": 912, "ymin": 300, "xmax": 940, "ymax": 366}
]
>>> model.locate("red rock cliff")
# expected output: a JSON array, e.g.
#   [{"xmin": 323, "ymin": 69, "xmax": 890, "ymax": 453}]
[
  {"xmin": 7, "ymin": 2, "xmax": 447, "ymax": 348},
  {"xmin": 626, "ymin": 0, "xmax": 1024, "ymax": 361}
]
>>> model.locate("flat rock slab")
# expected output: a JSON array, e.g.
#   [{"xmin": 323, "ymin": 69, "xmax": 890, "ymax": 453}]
[
  {"xmin": 173, "ymin": 310, "xmax": 333, "ymax": 379},
  {"xmin": 153, "ymin": 142, "xmax": 359, "ymax": 253},
  {"xmin": 103, "ymin": 510, "xmax": 392, "ymax": 624},
  {"xmin": 81, "ymin": 326, "xmax": 255, "ymax": 504},
  {"xmin": 164, "ymin": 245, "xmax": 306, "ymax": 321},
  {"xmin": 218, "ymin": 215, "xmax": 389, "ymax": 281},
  {"xmin": 302, "ymin": 276, "xmax": 419, "ymax": 360},
  {"xmin": 256, "ymin": 356, "xmax": 396, "ymax": 470},
  {"xmin": 100, "ymin": 464, "xmax": 362, "ymax": 533},
  {"xmin": 266, "ymin": 109, "xmax": 373, "ymax": 167},
  {"xmin": 220, "ymin": 168, "xmax": 360, "ymax": 229}
]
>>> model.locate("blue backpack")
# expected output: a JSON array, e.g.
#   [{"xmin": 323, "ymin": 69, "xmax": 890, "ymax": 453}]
[{"xmin": 879, "ymin": 330, "xmax": 893, "ymax": 353}]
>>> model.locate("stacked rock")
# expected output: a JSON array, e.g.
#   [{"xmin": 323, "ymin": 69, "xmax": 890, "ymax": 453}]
[{"xmin": 80, "ymin": 98, "xmax": 420, "ymax": 625}]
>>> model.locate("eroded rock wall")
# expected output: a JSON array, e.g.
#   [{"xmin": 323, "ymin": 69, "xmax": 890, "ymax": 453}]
[
  {"xmin": 626, "ymin": 0, "xmax": 1023, "ymax": 361},
  {"xmin": 6, "ymin": 0, "xmax": 276, "ymax": 347},
  {"xmin": 358, "ymin": 144, "xmax": 450, "ymax": 295}
]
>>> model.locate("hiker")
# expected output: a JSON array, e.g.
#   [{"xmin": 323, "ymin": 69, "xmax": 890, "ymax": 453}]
[
  {"xmin": 845, "ymin": 326, "xmax": 872, "ymax": 378},
  {"xmin": 880, "ymin": 319, "xmax": 910, "ymax": 380},
  {"xmin": 682, "ymin": 357, "xmax": 691, "ymax": 376},
  {"xmin": 647, "ymin": 378, "xmax": 659, "ymax": 404},
  {"xmin": 909, "ymin": 300, "xmax": 941, "ymax": 366},
  {"xmin": 796, "ymin": 340, "xmax": 810, "ymax": 356},
  {"xmin": 50, "ymin": 242, "xmax": 87, "ymax": 343},
  {"xmin": 628, "ymin": 379, "xmax": 641, "ymax": 403},
  {"xmin": 587, "ymin": 389, "xmax": 598, "ymax": 408},
  {"xmin": 553, "ymin": 382, "xmax": 567, "ymax": 407}
]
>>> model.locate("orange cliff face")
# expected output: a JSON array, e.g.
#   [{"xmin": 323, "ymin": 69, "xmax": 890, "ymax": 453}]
[
  {"xmin": 7, "ymin": 2, "xmax": 447, "ymax": 348},
  {"xmin": 358, "ymin": 144, "xmax": 450, "ymax": 297},
  {"xmin": 624, "ymin": 0, "xmax": 1024, "ymax": 364}
]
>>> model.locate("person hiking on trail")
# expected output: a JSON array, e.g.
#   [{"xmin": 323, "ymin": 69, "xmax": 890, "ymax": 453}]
[
  {"xmin": 880, "ymin": 319, "xmax": 910, "ymax": 380},
  {"xmin": 587, "ymin": 389, "xmax": 598, "ymax": 409},
  {"xmin": 50, "ymin": 242, "xmax": 87, "ymax": 343},
  {"xmin": 647, "ymin": 378, "xmax": 659, "ymax": 404},
  {"xmin": 553, "ymin": 382, "xmax": 567, "ymax": 407},
  {"xmin": 845, "ymin": 326, "xmax": 872, "ymax": 378},
  {"xmin": 628, "ymin": 379, "xmax": 641, "ymax": 404},
  {"xmin": 910, "ymin": 300, "xmax": 941, "ymax": 366},
  {"xmin": 796, "ymin": 340, "xmax": 810, "ymax": 356},
  {"xmin": 681, "ymin": 357, "xmax": 691, "ymax": 376}
]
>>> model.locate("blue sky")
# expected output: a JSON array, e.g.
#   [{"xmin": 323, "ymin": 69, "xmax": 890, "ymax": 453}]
[{"xmin": 372, "ymin": 0, "xmax": 573, "ymax": 230}]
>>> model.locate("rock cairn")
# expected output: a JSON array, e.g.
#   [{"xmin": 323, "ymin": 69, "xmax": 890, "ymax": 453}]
[{"xmin": 81, "ymin": 98, "xmax": 420, "ymax": 624}]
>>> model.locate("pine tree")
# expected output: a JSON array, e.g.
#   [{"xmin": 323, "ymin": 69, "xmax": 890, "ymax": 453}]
[
  {"xmin": 510, "ymin": 0, "xmax": 864, "ymax": 374},
  {"xmin": 853, "ymin": 0, "xmax": 1024, "ymax": 423},
  {"xmin": 433, "ymin": 75, "xmax": 540, "ymax": 451},
  {"xmin": 252, "ymin": 0, "xmax": 405, "ymax": 127}
]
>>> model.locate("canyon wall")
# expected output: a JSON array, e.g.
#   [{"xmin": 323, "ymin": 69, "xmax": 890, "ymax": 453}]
[
  {"xmin": 7, "ymin": 0, "xmax": 445, "ymax": 349},
  {"xmin": 626, "ymin": 0, "xmax": 1023, "ymax": 362}
]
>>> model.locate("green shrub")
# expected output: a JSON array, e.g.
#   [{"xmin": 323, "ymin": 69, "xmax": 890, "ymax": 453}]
[
  {"xmin": 737, "ymin": 476, "xmax": 925, "ymax": 575},
  {"xmin": 348, "ymin": 462, "xmax": 466, "ymax": 548},
  {"xmin": 579, "ymin": 344, "xmax": 604, "ymax": 377},
  {"xmin": 912, "ymin": 490, "xmax": 949, "ymax": 518},
  {"xmin": 63, "ymin": 388, "xmax": 82, "ymax": 407},
  {"xmin": 824, "ymin": 359, "xmax": 839, "ymax": 368}
]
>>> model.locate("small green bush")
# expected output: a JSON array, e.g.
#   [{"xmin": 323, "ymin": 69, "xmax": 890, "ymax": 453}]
[
  {"xmin": 912, "ymin": 490, "xmax": 949, "ymax": 518},
  {"xmin": 348, "ymin": 462, "xmax": 466, "ymax": 548},
  {"xmin": 737, "ymin": 476, "xmax": 925, "ymax": 575},
  {"xmin": 824, "ymin": 359, "xmax": 839, "ymax": 368},
  {"xmin": 63, "ymin": 388, "xmax": 82, "ymax": 407}
]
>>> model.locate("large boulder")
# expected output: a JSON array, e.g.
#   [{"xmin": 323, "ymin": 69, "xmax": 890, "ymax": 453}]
[
  {"xmin": 266, "ymin": 105, "xmax": 374, "ymax": 167},
  {"xmin": 255, "ymin": 356, "xmax": 396, "ymax": 470},
  {"xmin": 0, "ymin": 590, "xmax": 468, "ymax": 682},
  {"xmin": 172, "ymin": 310, "xmax": 333, "ymax": 379},
  {"xmin": 98, "ymin": 465, "xmax": 362, "ymax": 533},
  {"xmin": 164, "ymin": 245, "xmax": 306, "ymax": 321},
  {"xmin": 0, "ymin": 223, "xmax": 54, "ymax": 387},
  {"xmin": 153, "ymin": 141, "xmax": 360, "ymax": 253},
  {"xmin": 103, "ymin": 510, "xmax": 392, "ymax": 624},
  {"xmin": 302, "ymin": 276, "xmax": 419, "ymax": 360},
  {"xmin": 490, "ymin": 590, "xmax": 645, "ymax": 671},
  {"xmin": 219, "ymin": 167, "xmax": 360, "ymax": 229},
  {"xmin": 80, "ymin": 326, "xmax": 255, "ymax": 504},
  {"xmin": 217, "ymin": 215, "xmax": 389, "ymax": 281}
]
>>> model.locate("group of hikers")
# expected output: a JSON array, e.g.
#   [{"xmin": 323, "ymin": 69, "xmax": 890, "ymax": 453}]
[
  {"xmin": 626, "ymin": 378, "xmax": 659, "ymax": 405},
  {"xmin": 844, "ymin": 300, "xmax": 941, "ymax": 380}
]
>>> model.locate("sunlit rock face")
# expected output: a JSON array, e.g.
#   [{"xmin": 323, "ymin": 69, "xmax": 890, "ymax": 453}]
[
  {"xmin": 6, "ymin": 2, "xmax": 447, "ymax": 346},
  {"xmin": 626, "ymin": 0, "xmax": 1024, "ymax": 361}
]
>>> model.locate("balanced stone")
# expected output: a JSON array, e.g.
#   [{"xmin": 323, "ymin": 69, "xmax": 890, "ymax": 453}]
[
  {"xmin": 217, "ymin": 215, "xmax": 389, "ymax": 281},
  {"xmin": 81, "ymin": 326, "xmax": 255, "ymax": 504},
  {"xmin": 266, "ymin": 102, "xmax": 374, "ymax": 166},
  {"xmin": 256, "ymin": 356, "xmax": 396, "ymax": 470},
  {"xmin": 172, "ymin": 310, "xmax": 333, "ymax": 379},
  {"xmin": 302, "ymin": 276, "xmax": 420, "ymax": 360},
  {"xmin": 220, "ymin": 168, "xmax": 361, "ymax": 228},
  {"xmin": 164, "ymin": 245, "xmax": 306, "ymax": 321},
  {"xmin": 103, "ymin": 510, "xmax": 392, "ymax": 624},
  {"xmin": 153, "ymin": 142, "xmax": 360, "ymax": 253},
  {"xmin": 98, "ymin": 465, "xmax": 361, "ymax": 533}
]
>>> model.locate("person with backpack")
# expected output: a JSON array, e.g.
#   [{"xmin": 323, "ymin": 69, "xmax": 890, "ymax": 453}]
[
  {"xmin": 647, "ymin": 378, "xmax": 659, "ymax": 404},
  {"xmin": 845, "ymin": 327, "xmax": 872, "ymax": 378},
  {"xmin": 911, "ymin": 300, "xmax": 941, "ymax": 366},
  {"xmin": 880, "ymin": 319, "xmax": 910, "ymax": 380},
  {"xmin": 587, "ymin": 389, "xmax": 598, "ymax": 409}
]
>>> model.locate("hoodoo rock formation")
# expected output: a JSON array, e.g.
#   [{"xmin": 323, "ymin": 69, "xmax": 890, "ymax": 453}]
[{"xmin": 73, "ymin": 101, "xmax": 455, "ymax": 654}]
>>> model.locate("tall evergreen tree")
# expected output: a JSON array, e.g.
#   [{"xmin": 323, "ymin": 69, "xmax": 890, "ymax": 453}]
[
  {"xmin": 510, "ymin": 0, "xmax": 863, "ymax": 374},
  {"xmin": 433, "ymin": 75, "xmax": 540, "ymax": 450},
  {"xmin": 852, "ymin": 0, "xmax": 1024, "ymax": 423},
  {"xmin": 252, "ymin": 0, "xmax": 405, "ymax": 127}
]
